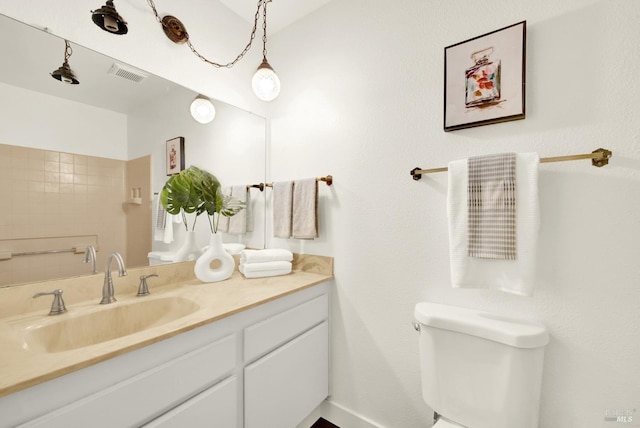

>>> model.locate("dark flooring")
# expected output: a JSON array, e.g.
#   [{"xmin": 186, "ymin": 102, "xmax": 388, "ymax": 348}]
[{"xmin": 310, "ymin": 417, "xmax": 340, "ymax": 428}]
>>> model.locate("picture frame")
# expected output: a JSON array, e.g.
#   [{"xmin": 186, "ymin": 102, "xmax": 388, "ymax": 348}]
[
  {"xmin": 166, "ymin": 137, "xmax": 185, "ymax": 176},
  {"xmin": 444, "ymin": 21, "xmax": 526, "ymax": 132}
]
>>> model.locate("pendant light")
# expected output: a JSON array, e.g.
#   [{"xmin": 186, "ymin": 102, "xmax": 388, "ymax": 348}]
[
  {"xmin": 145, "ymin": 0, "xmax": 281, "ymax": 102},
  {"xmin": 252, "ymin": 0, "xmax": 280, "ymax": 101},
  {"xmin": 51, "ymin": 40, "xmax": 79, "ymax": 85},
  {"xmin": 91, "ymin": 0, "xmax": 128, "ymax": 34},
  {"xmin": 190, "ymin": 95, "xmax": 216, "ymax": 124}
]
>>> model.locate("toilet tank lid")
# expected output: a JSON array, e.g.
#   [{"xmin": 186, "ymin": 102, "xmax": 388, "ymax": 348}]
[{"xmin": 414, "ymin": 302, "xmax": 549, "ymax": 349}]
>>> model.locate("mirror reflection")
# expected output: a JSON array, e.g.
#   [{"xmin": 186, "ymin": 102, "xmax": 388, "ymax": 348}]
[{"xmin": 0, "ymin": 14, "xmax": 266, "ymax": 288}]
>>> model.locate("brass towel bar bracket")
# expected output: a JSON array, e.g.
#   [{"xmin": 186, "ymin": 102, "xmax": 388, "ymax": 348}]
[
  {"xmin": 248, "ymin": 175, "xmax": 333, "ymax": 191},
  {"xmin": 410, "ymin": 148, "xmax": 612, "ymax": 181}
]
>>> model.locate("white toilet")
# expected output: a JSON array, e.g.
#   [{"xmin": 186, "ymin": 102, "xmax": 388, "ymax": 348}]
[{"xmin": 414, "ymin": 302, "xmax": 549, "ymax": 428}]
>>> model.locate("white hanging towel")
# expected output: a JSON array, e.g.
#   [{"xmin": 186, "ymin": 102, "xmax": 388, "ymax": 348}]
[
  {"xmin": 228, "ymin": 185, "xmax": 249, "ymax": 234},
  {"xmin": 292, "ymin": 178, "xmax": 318, "ymax": 239},
  {"xmin": 154, "ymin": 195, "xmax": 166, "ymax": 242},
  {"xmin": 447, "ymin": 152, "xmax": 540, "ymax": 296},
  {"xmin": 217, "ymin": 187, "xmax": 231, "ymax": 233},
  {"xmin": 154, "ymin": 194, "xmax": 178, "ymax": 244},
  {"xmin": 273, "ymin": 181, "xmax": 293, "ymax": 238}
]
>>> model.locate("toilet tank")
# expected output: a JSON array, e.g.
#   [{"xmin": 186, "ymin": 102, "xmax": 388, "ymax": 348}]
[{"xmin": 414, "ymin": 302, "xmax": 549, "ymax": 428}]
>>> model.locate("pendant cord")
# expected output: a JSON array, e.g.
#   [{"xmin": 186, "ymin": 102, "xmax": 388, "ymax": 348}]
[
  {"xmin": 63, "ymin": 40, "xmax": 73, "ymax": 63},
  {"xmin": 146, "ymin": 0, "xmax": 268, "ymax": 69},
  {"xmin": 261, "ymin": 0, "xmax": 268, "ymax": 61}
]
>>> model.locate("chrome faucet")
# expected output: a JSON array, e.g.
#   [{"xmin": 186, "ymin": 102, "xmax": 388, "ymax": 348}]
[
  {"xmin": 83, "ymin": 245, "xmax": 97, "ymax": 274},
  {"xmin": 137, "ymin": 274, "xmax": 158, "ymax": 296},
  {"xmin": 33, "ymin": 289, "xmax": 67, "ymax": 315},
  {"xmin": 100, "ymin": 252, "xmax": 127, "ymax": 304}
]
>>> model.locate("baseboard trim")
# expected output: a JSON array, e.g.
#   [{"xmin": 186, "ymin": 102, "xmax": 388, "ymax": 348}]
[{"xmin": 297, "ymin": 399, "xmax": 385, "ymax": 428}]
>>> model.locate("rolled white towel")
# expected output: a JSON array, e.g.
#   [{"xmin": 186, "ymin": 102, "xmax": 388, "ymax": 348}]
[
  {"xmin": 240, "ymin": 249, "xmax": 293, "ymax": 264},
  {"xmin": 223, "ymin": 243, "xmax": 246, "ymax": 255},
  {"xmin": 240, "ymin": 260, "xmax": 292, "ymax": 273},
  {"xmin": 240, "ymin": 268, "xmax": 292, "ymax": 278},
  {"xmin": 239, "ymin": 261, "xmax": 292, "ymax": 278}
]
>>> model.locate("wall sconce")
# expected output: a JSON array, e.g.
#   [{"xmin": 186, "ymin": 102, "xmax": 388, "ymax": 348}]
[
  {"xmin": 190, "ymin": 95, "xmax": 216, "ymax": 124},
  {"xmin": 51, "ymin": 40, "xmax": 79, "ymax": 85},
  {"xmin": 91, "ymin": 0, "xmax": 128, "ymax": 34},
  {"xmin": 146, "ymin": 0, "xmax": 280, "ymax": 102}
]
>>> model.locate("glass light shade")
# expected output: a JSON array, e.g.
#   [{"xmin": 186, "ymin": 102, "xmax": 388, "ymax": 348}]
[
  {"xmin": 190, "ymin": 96, "xmax": 216, "ymax": 124},
  {"xmin": 252, "ymin": 60, "xmax": 280, "ymax": 102}
]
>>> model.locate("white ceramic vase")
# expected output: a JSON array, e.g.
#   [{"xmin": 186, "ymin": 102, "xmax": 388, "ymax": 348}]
[
  {"xmin": 194, "ymin": 233, "xmax": 235, "ymax": 282},
  {"xmin": 173, "ymin": 230, "xmax": 202, "ymax": 262}
]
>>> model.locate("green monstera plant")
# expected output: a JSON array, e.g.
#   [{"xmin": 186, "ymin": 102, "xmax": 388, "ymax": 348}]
[{"xmin": 160, "ymin": 166, "xmax": 245, "ymax": 233}]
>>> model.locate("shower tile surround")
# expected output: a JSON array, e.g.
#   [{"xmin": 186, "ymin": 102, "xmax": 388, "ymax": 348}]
[{"xmin": 0, "ymin": 144, "xmax": 149, "ymax": 286}]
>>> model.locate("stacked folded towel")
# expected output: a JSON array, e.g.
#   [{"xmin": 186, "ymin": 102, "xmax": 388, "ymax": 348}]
[{"xmin": 239, "ymin": 249, "xmax": 293, "ymax": 278}]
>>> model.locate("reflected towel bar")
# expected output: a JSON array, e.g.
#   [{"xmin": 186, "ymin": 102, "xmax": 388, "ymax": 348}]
[
  {"xmin": 8, "ymin": 247, "xmax": 82, "ymax": 258},
  {"xmin": 410, "ymin": 148, "xmax": 612, "ymax": 181},
  {"xmin": 247, "ymin": 183, "xmax": 265, "ymax": 191},
  {"xmin": 249, "ymin": 175, "xmax": 334, "ymax": 191}
]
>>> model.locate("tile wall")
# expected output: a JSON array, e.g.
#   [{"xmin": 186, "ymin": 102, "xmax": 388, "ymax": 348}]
[{"xmin": 0, "ymin": 144, "xmax": 133, "ymax": 286}]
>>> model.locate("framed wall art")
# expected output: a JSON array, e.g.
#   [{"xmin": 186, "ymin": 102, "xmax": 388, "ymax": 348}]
[
  {"xmin": 444, "ymin": 21, "xmax": 526, "ymax": 132},
  {"xmin": 166, "ymin": 136, "xmax": 185, "ymax": 175}
]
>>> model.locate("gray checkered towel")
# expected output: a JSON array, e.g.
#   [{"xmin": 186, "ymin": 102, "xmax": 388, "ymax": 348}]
[{"xmin": 467, "ymin": 153, "xmax": 517, "ymax": 260}]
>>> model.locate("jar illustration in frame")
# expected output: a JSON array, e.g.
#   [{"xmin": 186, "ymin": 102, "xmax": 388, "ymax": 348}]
[
  {"xmin": 169, "ymin": 144, "xmax": 177, "ymax": 170},
  {"xmin": 465, "ymin": 47, "xmax": 501, "ymax": 108}
]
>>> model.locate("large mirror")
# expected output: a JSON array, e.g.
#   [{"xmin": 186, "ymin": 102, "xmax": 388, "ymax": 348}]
[{"xmin": 0, "ymin": 14, "xmax": 266, "ymax": 288}]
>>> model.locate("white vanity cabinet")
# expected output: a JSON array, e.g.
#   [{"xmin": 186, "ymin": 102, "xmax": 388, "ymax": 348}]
[
  {"xmin": 0, "ymin": 282, "xmax": 329, "ymax": 428},
  {"xmin": 244, "ymin": 294, "xmax": 329, "ymax": 428},
  {"xmin": 142, "ymin": 376, "xmax": 239, "ymax": 428}
]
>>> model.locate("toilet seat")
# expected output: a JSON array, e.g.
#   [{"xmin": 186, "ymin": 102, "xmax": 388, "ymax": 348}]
[{"xmin": 433, "ymin": 417, "xmax": 465, "ymax": 428}]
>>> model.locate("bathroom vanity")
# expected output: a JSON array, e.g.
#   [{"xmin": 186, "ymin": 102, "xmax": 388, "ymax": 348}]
[{"xmin": 0, "ymin": 256, "xmax": 333, "ymax": 428}]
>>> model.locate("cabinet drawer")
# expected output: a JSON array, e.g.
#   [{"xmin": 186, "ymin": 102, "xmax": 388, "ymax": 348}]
[
  {"xmin": 244, "ymin": 321, "xmax": 329, "ymax": 428},
  {"xmin": 143, "ymin": 376, "xmax": 238, "ymax": 428},
  {"xmin": 244, "ymin": 294, "xmax": 328, "ymax": 361},
  {"xmin": 19, "ymin": 334, "xmax": 236, "ymax": 428}
]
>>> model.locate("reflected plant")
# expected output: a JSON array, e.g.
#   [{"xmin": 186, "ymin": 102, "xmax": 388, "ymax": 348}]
[{"xmin": 160, "ymin": 166, "xmax": 245, "ymax": 233}]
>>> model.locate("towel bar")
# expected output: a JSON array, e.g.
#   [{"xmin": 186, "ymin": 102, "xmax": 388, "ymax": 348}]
[
  {"xmin": 247, "ymin": 183, "xmax": 265, "ymax": 191},
  {"xmin": 410, "ymin": 148, "xmax": 612, "ymax": 181},
  {"xmin": 249, "ymin": 175, "xmax": 334, "ymax": 191},
  {"xmin": 7, "ymin": 247, "xmax": 83, "ymax": 259}
]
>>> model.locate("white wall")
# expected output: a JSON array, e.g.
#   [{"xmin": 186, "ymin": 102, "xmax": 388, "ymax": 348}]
[
  {"xmin": 0, "ymin": 82, "xmax": 127, "ymax": 159},
  {"xmin": 269, "ymin": 0, "xmax": 640, "ymax": 427}
]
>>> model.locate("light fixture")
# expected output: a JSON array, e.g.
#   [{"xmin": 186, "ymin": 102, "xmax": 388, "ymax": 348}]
[
  {"xmin": 252, "ymin": 1, "xmax": 280, "ymax": 101},
  {"xmin": 51, "ymin": 40, "xmax": 79, "ymax": 85},
  {"xmin": 252, "ymin": 61, "xmax": 280, "ymax": 102},
  {"xmin": 146, "ymin": 0, "xmax": 280, "ymax": 101},
  {"xmin": 91, "ymin": 0, "xmax": 128, "ymax": 34},
  {"xmin": 190, "ymin": 95, "xmax": 216, "ymax": 124}
]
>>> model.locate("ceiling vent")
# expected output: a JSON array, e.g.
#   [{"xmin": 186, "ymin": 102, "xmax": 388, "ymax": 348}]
[{"xmin": 107, "ymin": 62, "xmax": 148, "ymax": 83}]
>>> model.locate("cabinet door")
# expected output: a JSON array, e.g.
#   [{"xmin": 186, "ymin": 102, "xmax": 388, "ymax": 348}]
[
  {"xmin": 143, "ymin": 376, "xmax": 238, "ymax": 428},
  {"xmin": 244, "ymin": 322, "xmax": 328, "ymax": 428},
  {"xmin": 244, "ymin": 294, "xmax": 328, "ymax": 362},
  {"xmin": 18, "ymin": 335, "xmax": 236, "ymax": 428}
]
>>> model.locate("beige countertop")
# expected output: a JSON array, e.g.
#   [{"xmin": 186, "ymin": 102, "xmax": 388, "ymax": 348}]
[{"xmin": 0, "ymin": 254, "xmax": 333, "ymax": 398}]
